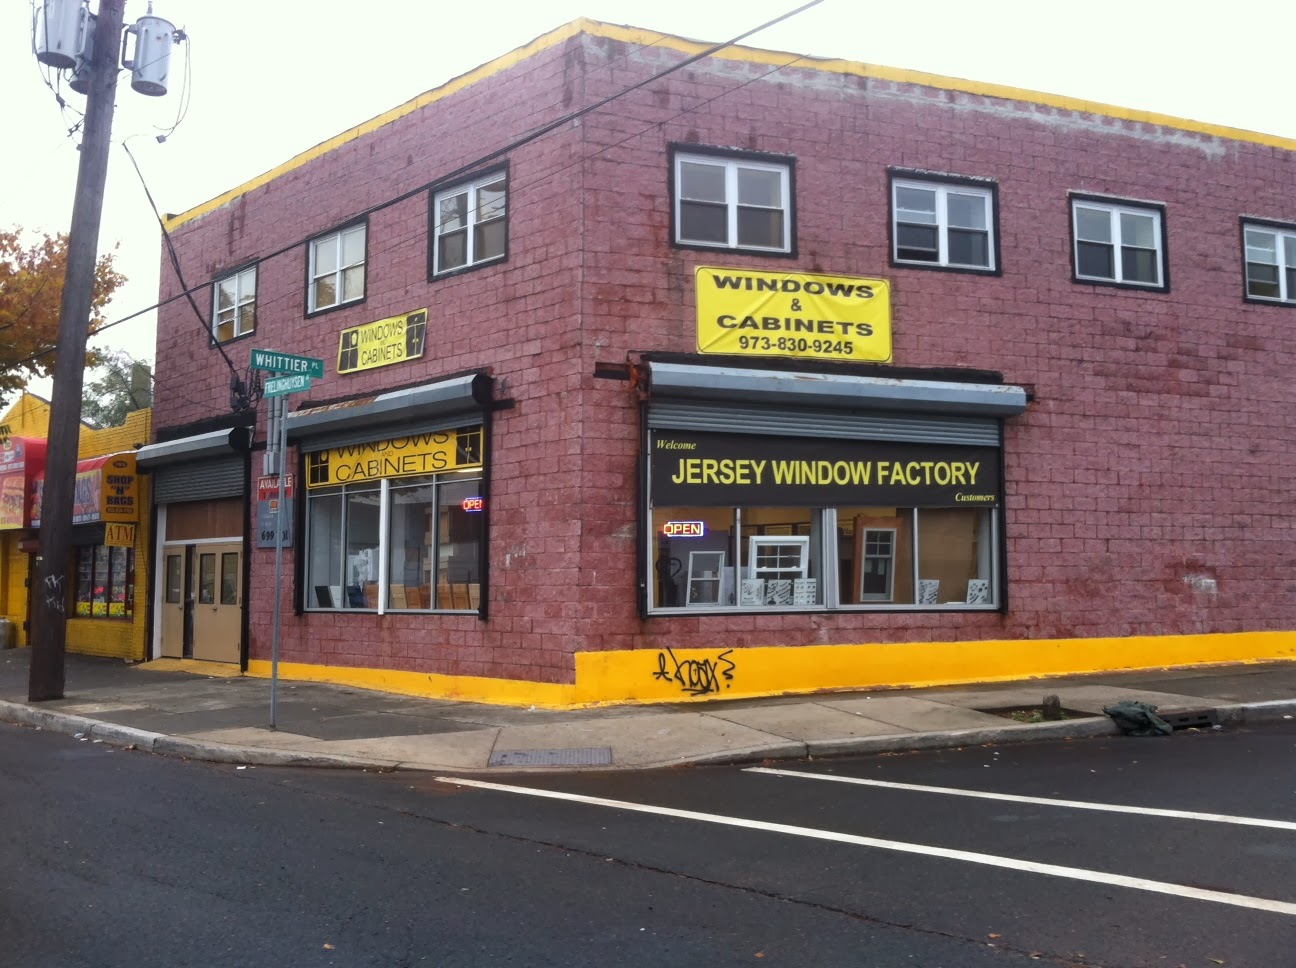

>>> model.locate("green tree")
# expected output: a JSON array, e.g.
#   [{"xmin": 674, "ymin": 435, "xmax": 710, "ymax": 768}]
[
  {"xmin": 81, "ymin": 349, "xmax": 152, "ymax": 429},
  {"xmin": 0, "ymin": 227, "xmax": 126, "ymax": 406}
]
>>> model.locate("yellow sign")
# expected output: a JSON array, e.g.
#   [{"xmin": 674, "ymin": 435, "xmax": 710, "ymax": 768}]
[
  {"xmin": 337, "ymin": 308, "xmax": 428, "ymax": 375},
  {"xmin": 104, "ymin": 523, "xmax": 136, "ymax": 548},
  {"xmin": 306, "ymin": 427, "xmax": 482, "ymax": 489},
  {"xmin": 695, "ymin": 267, "xmax": 892, "ymax": 363}
]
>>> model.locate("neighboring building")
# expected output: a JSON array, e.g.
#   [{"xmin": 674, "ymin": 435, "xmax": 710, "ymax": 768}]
[
  {"xmin": 0, "ymin": 393, "xmax": 151, "ymax": 660},
  {"xmin": 148, "ymin": 20, "xmax": 1296, "ymax": 704}
]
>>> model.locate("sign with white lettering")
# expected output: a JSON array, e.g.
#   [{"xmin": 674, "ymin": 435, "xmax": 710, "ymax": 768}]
[
  {"xmin": 251, "ymin": 348, "xmax": 325, "ymax": 377},
  {"xmin": 264, "ymin": 374, "xmax": 312, "ymax": 397},
  {"xmin": 650, "ymin": 431, "xmax": 999, "ymax": 508}
]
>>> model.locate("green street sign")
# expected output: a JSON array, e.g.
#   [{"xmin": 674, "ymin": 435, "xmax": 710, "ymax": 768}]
[
  {"xmin": 251, "ymin": 348, "xmax": 325, "ymax": 378},
  {"xmin": 264, "ymin": 374, "xmax": 312, "ymax": 398}
]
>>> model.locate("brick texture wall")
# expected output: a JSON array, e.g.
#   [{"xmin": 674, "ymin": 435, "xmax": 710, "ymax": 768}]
[{"xmin": 153, "ymin": 29, "xmax": 1296, "ymax": 682}]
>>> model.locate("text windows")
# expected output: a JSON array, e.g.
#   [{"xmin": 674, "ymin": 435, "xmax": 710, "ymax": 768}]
[
  {"xmin": 308, "ymin": 223, "xmax": 366, "ymax": 313},
  {"xmin": 213, "ymin": 266, "xmax": 256, "ymax": 342},
  {"xmin": 432, "ymin": 172, "xmax": 508, "ymax": 276},
  {"xmin": 1243, "ymin": 223, "xmax": 1296, "ymax": 303},
  {"xmin": 891, "ymin": 177, "xmax": 996, "ymax": 271},
  {"xmin": 1072, "ymin": 197, "xmax": 1166, "ymax": 288},
  {"xmin": 674, "ymin": 150, "xmax": 792, "ymax": 253}
]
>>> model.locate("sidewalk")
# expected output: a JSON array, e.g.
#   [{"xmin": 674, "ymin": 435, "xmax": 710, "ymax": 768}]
[{"xmin": 2, "ymin": 648, "xmax": 1294, "ymax": 772}]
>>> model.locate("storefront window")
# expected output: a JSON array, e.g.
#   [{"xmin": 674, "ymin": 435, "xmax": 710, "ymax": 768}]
[
  {"xmin": 306, "ymin": 473, "xmax": 484, "ymax": 612},
  {"xmin": 74, "ymin": 545, "xmax": 134, "ymax": 619},
  {"xmin": 647, "ymin": 429, "xmax": 1000, "ymax": 612}
]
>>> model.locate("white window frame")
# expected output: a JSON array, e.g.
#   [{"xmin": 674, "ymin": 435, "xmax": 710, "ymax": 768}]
[
  {"xmin": 212, "ymin": 265, "xmax": 256, "ymax": 343},
  {"xmin": 857, "ymin": 527, "xmax": 897, "ymax": 603},
  {"xmin": 673, "ymin": 152, "xmax": 792, "ymax": 253},
  {"xmin": 432, "ymin": 173, "xmax": 508, "ymax": 276},
  {"xmin": 891, "ymin": 178, "xmax": 996, "ymax": 270},
  {"xmin": 1072, "ymin": 198, "xmax": 1165, "ymax": 288},
  {"xmin": 308, "ymin": 223, "xmax": 366, "ymax": 313},
  {"xmin": 1242, "ymin": 223, "xmax": 1296, "ymax": 303}
]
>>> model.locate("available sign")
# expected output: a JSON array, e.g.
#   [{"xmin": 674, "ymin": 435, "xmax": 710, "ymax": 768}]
[
  {"xmin": 255, "ymin": 474, "xmax": 295, "ymax": 548},
  {"xmin": 650, "ymin": 431, "xmax": 999, "ymax": 508},
  {"xmin": 337, "ymin": 309, "xmax": 427, "ymax": 375},
  {"xmin": 695, "ymin": 267, "xmax": 892, "ymax": 363}
]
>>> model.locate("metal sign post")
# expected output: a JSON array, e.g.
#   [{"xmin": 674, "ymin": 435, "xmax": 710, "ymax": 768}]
[{"xmin": 252, "ymin": 350, "xmax": 322, "ymax": 729}]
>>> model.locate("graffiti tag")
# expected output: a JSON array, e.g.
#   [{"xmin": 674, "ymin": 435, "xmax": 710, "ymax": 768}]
[{"xmin": 651, "ymin": 647, "xmax": 736, "ymax": 696}]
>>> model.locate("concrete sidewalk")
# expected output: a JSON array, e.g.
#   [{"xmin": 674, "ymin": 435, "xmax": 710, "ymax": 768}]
[{"xmin": 2, "ymin": 649, "xmax": 1294, "ymax": 772}]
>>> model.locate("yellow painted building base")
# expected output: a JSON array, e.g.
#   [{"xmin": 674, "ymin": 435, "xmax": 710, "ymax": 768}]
[{"xmin": 228, "ymin": 631, "xmax": 1296, "ymax": 709}]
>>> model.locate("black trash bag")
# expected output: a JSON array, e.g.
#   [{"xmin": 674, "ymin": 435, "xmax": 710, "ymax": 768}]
[{"xmin": 1103, "ymin": 700, "xmax": 1173, "ymax": 736}]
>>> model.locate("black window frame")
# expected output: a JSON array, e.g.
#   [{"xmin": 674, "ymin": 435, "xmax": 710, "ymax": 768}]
[
  {"xmin": 209, "ymin": 260, "xmax": 259, "ymax": 347},
  {"xmin": 427, "ymin": 163, "xmax": 511, "ymax": 282},
  {"xmin": 668, "ymin": 143, "xmax": 798, "ymax": 258},
  {"xmin": 887, "ymin": 168, "xmax": 1002, "ymax": 276},
  {"xmin": 1068, "ymin": 192, "xmax": 1170, "ymax": 293},
  {"xmin": 1240, "ymin": 216, "xmax": 1296, "ymax": 308},
  {"xmin": 303, "ymin": 216, "xmax": 370, "ymax": 319}
]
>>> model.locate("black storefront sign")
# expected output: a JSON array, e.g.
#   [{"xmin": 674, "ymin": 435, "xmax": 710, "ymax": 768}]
[{"xmin": 650, "ymin": 431, "xmax": 1000, "ymax": 508}]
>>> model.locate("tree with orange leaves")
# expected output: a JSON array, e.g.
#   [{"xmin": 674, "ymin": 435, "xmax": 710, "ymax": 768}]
[{"xmin": 0, "ymin": 227, "xmax": 126, "ymax": 405}]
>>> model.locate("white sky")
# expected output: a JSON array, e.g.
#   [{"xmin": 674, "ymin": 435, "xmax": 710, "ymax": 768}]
[{"xmin": 7, "ymin": 0, "xmax": 1295, "ymax": 392}]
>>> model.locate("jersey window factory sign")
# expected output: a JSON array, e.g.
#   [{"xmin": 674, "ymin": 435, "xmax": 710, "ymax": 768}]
[{"xmin": 695, "ymin": 267, "xmax": 892, "ymax": 364}]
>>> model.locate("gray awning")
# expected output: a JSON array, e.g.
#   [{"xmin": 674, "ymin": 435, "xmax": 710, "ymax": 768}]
[
  {"xmin": 285, "ymin": 372, "xmax": 492, "ymax": 443},
  {"xmin": 135, "ymin": 426, "xmax": 252, "ymax": 469},
  {"xmin": 646, "ymin": 362, "xmax": 1027, "ymax": 417}
]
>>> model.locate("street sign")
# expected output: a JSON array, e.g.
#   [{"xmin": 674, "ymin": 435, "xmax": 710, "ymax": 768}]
[
  {"xmin": 264, "ymin": 374, "xmax": 312, "ymax": 397},
  {"xmin": 250, "ymin": 348, "xmax": 325, "ymax": 378}
]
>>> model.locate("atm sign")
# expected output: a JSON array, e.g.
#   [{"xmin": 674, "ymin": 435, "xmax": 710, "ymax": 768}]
[
  {"xmin": 662, "ymin": 520, "xmax": 705, "ymax": 538},
  {"xmin": 462, "ymin": 497, "xmax": 484, "ymax": 512}
]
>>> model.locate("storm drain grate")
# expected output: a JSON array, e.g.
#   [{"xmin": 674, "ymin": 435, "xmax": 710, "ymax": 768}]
[
  {"xmin": 489, "ymin": 746, "xmax": 613, "ymax": 767},
  {"xmin": 1160, "ymin": 708, "xmax": 1220, "ymax": 730}
]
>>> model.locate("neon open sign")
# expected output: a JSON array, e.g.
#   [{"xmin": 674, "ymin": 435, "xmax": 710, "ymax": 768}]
[
  {"xmin": 462, "ymin": 497, "xmax": 484, "ymax": 512},
  {"xmin": 662, "ymin": 520, "xmax": 705, "ymax": 537}
]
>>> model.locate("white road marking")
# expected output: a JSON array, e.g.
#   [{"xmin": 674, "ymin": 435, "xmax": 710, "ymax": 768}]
[
  {"xmin": 744, "ymin": 767, "xmax": 1296, "ymax": 832},
  {"xmin": 436, "ymin": 775, "xmax": 1296, "ymax": 917}
]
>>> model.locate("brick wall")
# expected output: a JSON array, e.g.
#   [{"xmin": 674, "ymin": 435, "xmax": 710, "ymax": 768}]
[{"xmin": 154, "ymin": 27, "xmax": 1296, "ymax": 683}]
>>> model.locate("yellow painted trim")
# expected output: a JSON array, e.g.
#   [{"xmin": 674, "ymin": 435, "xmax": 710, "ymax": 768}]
[
  {"xmin": 165, "ymin": 20, "xmax": 1296, "ymax": 232},
  {"xmin": 574, "ymin": 631, "xmax": 1296, "ymax": 705},
  {"xmin": 216, "ymin": 631, "xmax": 1296, "ymax": 708},
  {"xmin": 244, "ymin": 660, "xmax": 576, "ymax": 708},
  {"xmin": 141, "ymin": 658, "xmax": 243, "ymax": 678}
]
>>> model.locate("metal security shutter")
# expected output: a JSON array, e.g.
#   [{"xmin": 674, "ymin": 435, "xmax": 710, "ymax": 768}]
[
  {"xmin": 647, "ymin": 401, "xmax": 999, "ymax": 447},
  {"xmin": 295, "ymin": 415, "xmax": 474, "ymax": 455},
  {"xmin": 152, "ymin": 457, "xmax": 245, "ymax": 504}
]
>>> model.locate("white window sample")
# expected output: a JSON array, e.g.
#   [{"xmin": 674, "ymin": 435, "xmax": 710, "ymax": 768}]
[
  {"xmin": 686, "ymin": 550, "xmax": 726, "ymax": 606},
  {"xmin": 308, "ymin": 223, "xmax": 366, "ymax": 313},
  {"xmin": 213, "ymin": 266, "xmax": 256, "ymax": 342},
  {"xmin": 1243, "ymin": 224, "xmax": 1296, "ymax": 302},
  {"xmin": 433, "ymin": 173, "xmax": 507, "ymax": 275},
  {"xmin": 675, "ymin": 153, "xmax": 791, "ymax": 252},
  {"xmin": 1072, "ymin": 199, "xmax": 1164, "ymax": 287},
  {"xmin": 858, "ymin": 528, "xmax": 896, "ymax": 602},
  {"xmin": 892, "ymin": 179, "xmax": 994, "ymax": 269}
]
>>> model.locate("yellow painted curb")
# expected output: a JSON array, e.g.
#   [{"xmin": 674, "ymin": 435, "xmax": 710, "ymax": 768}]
[{"xmin": 139, "ymin": 658, "xmax": 243, "ymax": 678}]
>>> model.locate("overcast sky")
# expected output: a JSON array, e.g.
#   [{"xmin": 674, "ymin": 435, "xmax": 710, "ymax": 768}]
[{"xmin": 8, "ymin": 0, "xmax": 1295, "ymax": 390}]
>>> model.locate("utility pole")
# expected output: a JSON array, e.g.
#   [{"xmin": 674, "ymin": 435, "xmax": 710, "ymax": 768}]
[{"xmin": 29, "ymin": 0, "xmax": 127, "ymax": 701}]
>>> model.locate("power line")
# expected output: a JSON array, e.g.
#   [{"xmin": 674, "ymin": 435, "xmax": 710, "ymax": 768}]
[{"xmin": 19, "ymin": 3, "xmax": 827, "ymax": 376}]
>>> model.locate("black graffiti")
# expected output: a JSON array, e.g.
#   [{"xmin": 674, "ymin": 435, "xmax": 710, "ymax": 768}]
[{"xmin": 651, "ymin": 647, "xmax": 736, "ymax": 696}]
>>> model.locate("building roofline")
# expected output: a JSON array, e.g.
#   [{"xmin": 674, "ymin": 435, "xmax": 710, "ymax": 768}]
[{"xmin": 163, "ymin": 17, "xmax": 1296, "ymax": 232}]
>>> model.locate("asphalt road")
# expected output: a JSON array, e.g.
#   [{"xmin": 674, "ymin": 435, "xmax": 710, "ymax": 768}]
[{"xmin": 2, "ymin": 720, "xmax": 1293, "ymax": 967}]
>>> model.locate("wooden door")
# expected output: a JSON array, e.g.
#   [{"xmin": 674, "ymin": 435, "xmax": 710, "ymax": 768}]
[
  {"xmin": 191, "ymin": 543, "xmax": 241, "ymax": 663},
  {"xmin": 160, "ymin": 547, "xmax": 188, "ymax": 658}
]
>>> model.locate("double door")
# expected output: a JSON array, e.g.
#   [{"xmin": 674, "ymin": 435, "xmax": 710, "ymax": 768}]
[{"xmin": 161, "ymin": 542, "xmax": 242, "ymax": 662}]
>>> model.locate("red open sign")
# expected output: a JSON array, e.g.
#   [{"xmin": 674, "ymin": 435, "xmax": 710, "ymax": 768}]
[
  {"xmin": 462, "ymin": 497, "xmax": 484, "ymax": 512},
  {"xmin": 662, "ymin": 520, "xmax": 704, "ymax": 537}
]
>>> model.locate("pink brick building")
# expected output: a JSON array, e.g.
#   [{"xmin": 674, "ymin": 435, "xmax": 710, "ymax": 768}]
[{"xmin": 141, "ymin": 20, "xmax": 1296, "ymax": 703}]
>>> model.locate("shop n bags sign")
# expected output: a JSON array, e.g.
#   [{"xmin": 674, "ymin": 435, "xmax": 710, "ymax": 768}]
[
  {"xmin": 305, "ymin": 427, "xmax": 483, "ymax": 488},
  {"xmin": 31, "ymin": 454, "xmax": 138, "ymax": 527},
  {"xmin": 337, "ymin": 308, "xmax": 428, "ymax": 375},
  {"xmin": 650, "ymin": 431, "xmax": 999, "ymax": 508},
  {"xmin": 695, "ymin": 267, "xmax": 892, "ymax": 363}
]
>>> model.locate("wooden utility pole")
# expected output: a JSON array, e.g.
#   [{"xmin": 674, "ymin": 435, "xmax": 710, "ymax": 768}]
[{"xmin": 29, "ymin": 0, "xmax": 127, "ymax": 701}]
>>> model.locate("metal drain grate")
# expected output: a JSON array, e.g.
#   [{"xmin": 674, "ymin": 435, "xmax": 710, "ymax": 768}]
[
  {"xmin": 1160, "ymin": 708, "xmax": 1220, "ymax": 730},
  {"xmin": 489, "ymin": 746, "xmax": 613, "ymax": 767}
]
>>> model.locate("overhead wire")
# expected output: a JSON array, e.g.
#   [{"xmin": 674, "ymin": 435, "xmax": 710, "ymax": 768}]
[{"xmin": 18, "ymin": 0, "xmax": 828, "ymax": 387}]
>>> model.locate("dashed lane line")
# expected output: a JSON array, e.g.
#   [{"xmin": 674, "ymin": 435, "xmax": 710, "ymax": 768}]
[
  {"xmin": 744, "ymin": 767, "xmax": 1296, "ymax": 831},
  {"xmin": 435, "ymin": 775, "xmax": 1296, "ymax": 918}
]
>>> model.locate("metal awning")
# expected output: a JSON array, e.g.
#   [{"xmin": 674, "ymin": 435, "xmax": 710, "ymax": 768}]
[
  {"xmin": 135, "ymin": 427, "xmax": 253, "ymax": 468},
  {"xmin": 285, "ymin": 372, "xmax": 492, "ymax": 443},
  {"xmin": 646, "ymin": 362, "xmax": 1028, "ymax": 417}
]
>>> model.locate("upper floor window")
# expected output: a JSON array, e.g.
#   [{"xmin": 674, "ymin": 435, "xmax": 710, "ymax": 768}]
[
  {"xmin": 1071, "ymin": 196, "xmax": 1167, "ymax": 290},
  {"xmin": 308, "ymin": 222, "xmax": 366, "ymax": 314},
  {"xmin": 890, "ymin": 173, "xmax": 997, "ymax": 272},
  {"xmin": 673, "ymin": 148, "xmax": 793, "ymax": 254},
  {"xmin": 212, "ymin": 265, "xmax": 256, "ymax": 343},
  {"xmin": 432, "ymin": 171, "xmax": 508, "ymax": 276},
  {"xmin": 1242, "ymin": 221, "xmax": 1296, "ymax": 304}
]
